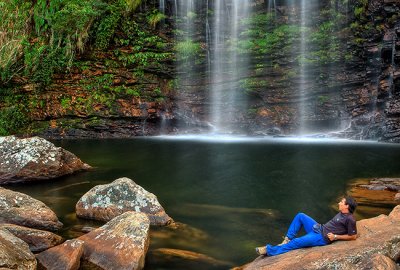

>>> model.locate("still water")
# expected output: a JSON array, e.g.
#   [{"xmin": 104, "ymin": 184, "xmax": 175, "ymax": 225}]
[{"xmin": 9, "ymin": 137, "xmax": 400, "ymax": 268}]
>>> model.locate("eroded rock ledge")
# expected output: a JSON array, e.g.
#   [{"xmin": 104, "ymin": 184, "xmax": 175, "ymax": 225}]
[{"xmin": 236, "ymin": 205, "xmax": 400, "ymax": 270}]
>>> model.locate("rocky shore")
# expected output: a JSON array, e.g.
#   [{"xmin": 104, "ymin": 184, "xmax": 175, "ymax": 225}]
[{"xmin": 1, "ymin": 136, "xmax": 400, "ymax": 269}]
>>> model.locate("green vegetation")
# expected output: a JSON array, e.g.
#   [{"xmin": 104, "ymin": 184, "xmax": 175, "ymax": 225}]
[
  {"xmin": 236, "ymin": 13, "xmax": 301, "ymax": 55},
  {"xmin": 175, "ymin": 39, "xmax": 201, "ymax": 62},
  {"xmin": 148, "ymin": 10, "xmax": 166, "ymax": 29},
  {"xmin": 0, "ymin": 0, "xmax": 168, "ymax": 88},
  {"xmin": 0, "ymin": 0, "xmax": 171, "ymax": 135}
]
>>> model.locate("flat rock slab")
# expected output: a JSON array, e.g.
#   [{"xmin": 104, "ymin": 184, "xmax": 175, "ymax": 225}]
[
  {"xmin": 0, "ymin": 187, "xmax": 63, "ymax": 231},
  {"xmin": 76, "ymin": 177, "xmax": 172, "ymax": 225},
  {"xmin": 78, "ymin": 211, "xmax": 150, "ymax": 270},
  {"xmin": 237, "ymin": 205, "xmax": 400, "ymax": 270},
  {"xmin": 0, "ymin": 223, "xmax": 63, "ymax": 252},
  {"xmin": 0, "ymin": 136, "xmax": 91, "ymax": 184},
  {"xmin": 36, "ymin": 239, "xmax": 84, "ymax": 270},
  {"xmin": 147, "ymin": 248, "xmax": 233, "ymax": 270},
  {"xmin": 0, "ymin": 229, "xmax": 37, "ymax": 270}
]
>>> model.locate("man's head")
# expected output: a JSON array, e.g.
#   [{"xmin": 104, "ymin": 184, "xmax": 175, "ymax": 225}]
[{"xmin": 338, "ymin": 196, "xmax": 357, "ymax": 214}]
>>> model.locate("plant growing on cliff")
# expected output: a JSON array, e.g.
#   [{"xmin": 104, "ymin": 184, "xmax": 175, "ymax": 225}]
[
  {"xmin": 0, "ymin": 0, "xmax": 30, "ymax": 84},
  {"xmin": 147, "ymin": 10, "xmax": 166, "ymax": 29},
  {"xmin": 0, "ymin": 105, "xmax": 28, "ymax": 135},
  {"xmin": 175, "ymin": 39, "xmax": 201, "ymax": 62}
]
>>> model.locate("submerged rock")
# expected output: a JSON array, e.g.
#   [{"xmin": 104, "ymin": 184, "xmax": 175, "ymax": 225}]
[
  {"xmin": 0, "ymin": 223, "xmax": 63, "ymax": 252},
  {"xmin": 236, "ymin": 205, "xmax": 400, "ymax": 270},
  {"xmin": 76, "ymin": 177, "xmax": 172, "ymax": 225},
  {"xmin": 0, "ymin": 229, "xmax": 37, "ymax": 270},
  {"xmin": 147, "ymin": 248, "xmax": 234, "ymax": 270},
  {"xmin": 78, "ymin": 211, "xmax": 150, "ymax": 270},
  {"xmin": 0, "ymin": 136, "xmax": 91, "ymax": 184},
  {"xmin": 36, "ymin": 239, "xmax": 84, "ymax": 270},
  {"xmin": 0, "ymin": 187, "xmax": 63, "ymax": 231},
  {"xmin": 347, "ymin": 178, "xmax": 400, "ymax": 217}
]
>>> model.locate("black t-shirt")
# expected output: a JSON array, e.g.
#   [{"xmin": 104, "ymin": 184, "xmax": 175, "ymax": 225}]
[{"xmin": 321, "ymin": 212, "xmax": 357, "ymax": 243}]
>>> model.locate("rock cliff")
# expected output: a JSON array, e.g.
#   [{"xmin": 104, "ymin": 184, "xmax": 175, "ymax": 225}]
[{"xmin": 1, "ymin": 0, "xmax": 399, "ymax": 140}]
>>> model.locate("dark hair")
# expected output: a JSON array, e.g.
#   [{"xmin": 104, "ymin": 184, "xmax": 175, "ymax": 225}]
[{"xmin": 345, "ymin": 196, "xmax": 357, "ymax": 213}]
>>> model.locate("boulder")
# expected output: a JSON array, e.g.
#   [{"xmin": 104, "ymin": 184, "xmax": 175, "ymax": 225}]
[
  {"xmin": 0, "ymin": 223, "xmax": 63, "ymax": 252},
  {"xmin": 0, "ymin": 136, "xmax": 91, "ymax": 184},
  {"xmin": 0, "ymin": 187, "xmax": 63, "ymax": 231},
  {"xmin": 36, "ymin": 239, "xmax": 84, "ymax": 270},
  {"xmin": 78, "ymin": 211, "xmax": 150, "ymax": 270},
  {"xmin": 0, "ymin": 229, "xmax": 37, "ymax": 270},
  {"xmin": 237, "ymin": 205, "xmax": 400, "ymax": 270},
  {"xmin": 147, "ymin": 248, "xmax": 233, "ymax": 270},
  {"xmin": 76, "ymin": 177, "xmax": 172, "ymax": 225}
]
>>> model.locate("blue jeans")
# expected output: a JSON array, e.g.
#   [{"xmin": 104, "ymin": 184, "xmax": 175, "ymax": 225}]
[{"xmin": 266, "ymin": 213, "xmax": 328, "ymax": 256}]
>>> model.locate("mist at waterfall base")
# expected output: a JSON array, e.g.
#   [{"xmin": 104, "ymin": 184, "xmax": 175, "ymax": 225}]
[{"xmin": 10, "ymin": 139, "xmax": 400, "ymax": 269}]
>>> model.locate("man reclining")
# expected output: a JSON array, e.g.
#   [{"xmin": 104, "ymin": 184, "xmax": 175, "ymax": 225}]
[{"xmin": 256, "ymin": 196, "xmax": 357, "ymax": 256}]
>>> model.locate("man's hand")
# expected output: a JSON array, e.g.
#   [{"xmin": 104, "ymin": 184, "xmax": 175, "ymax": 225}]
[
  {"xmin": 327, "ymin": 232, "xmax": 336, "ymax": 241},
  {"xmin": 327, "ymin": 232, "xmax": 357, "ymax": 241}
]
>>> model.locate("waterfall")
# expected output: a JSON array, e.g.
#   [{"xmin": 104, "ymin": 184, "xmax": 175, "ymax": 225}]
[
  {"xmin": 210, "ymin": 0, "xmax": 251, "ymax": 133},
  {"xmin": 159, "ymin": 0, "xmax": 165, "ymax": 14},
  {"xmin": 268, "ymin": 0, "xmax": 276, "ymax": 14},
  {"xmin": 298, "ymin": 0, "xmax": 309, "ymax": 135}
]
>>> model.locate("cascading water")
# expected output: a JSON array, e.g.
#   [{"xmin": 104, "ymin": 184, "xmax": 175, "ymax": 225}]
[
  {"xmin": 298, "ymin": 0, "xmax": 309, "ymax": 135},
  {"xmin": 209, "ymin": 0, "xmax": 251, "ymax": 133},
  {"xmin": 173, "ymin": 0, "xmax": 251, "ymax": 134},
  {"xmin": 159, "ymin": 0, "xmax": 165, "ymax": 14},
  {"xmin": 172, "ymin": 0, "xmax": 351, "ymax": 138},
  {"xmin": 268, "ymin": 0, "xmax": 276, "ymax": 14}
]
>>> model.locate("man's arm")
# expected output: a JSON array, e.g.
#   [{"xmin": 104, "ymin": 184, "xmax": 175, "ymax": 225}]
[{"xmin": 327, "ymin": 232, "xmax": 357, "ymax": 241}]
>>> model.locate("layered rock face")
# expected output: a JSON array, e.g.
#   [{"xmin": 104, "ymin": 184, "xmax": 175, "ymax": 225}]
[
  {"xmin": 237, "ymin": 205, "xmax": 400, "ymax": 270},
  {"xmin": 341, "ymin": 0, "xmax": 400, "ymax": 142},
  {"xmin": 0, "ymin": 136, "xmax": 90, "ymax": 184}
]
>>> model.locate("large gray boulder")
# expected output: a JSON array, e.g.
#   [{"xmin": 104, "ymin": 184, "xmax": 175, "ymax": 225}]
[
  {"xmin": 78, "ymin": 211, "xmax": 150, "ymax": 270},
  {"xmin": 0, "ymin": 187, "xmax": 63, "ymax": 231},
  {"xmin": 0, "ymin": 136, "xmax": 91, "ymax": 184},
  {"xmin": 76, "ymin": 177, "xmax": 172, "ymax": 225},
  {"xmin": 236, "ymin": 205, "xmax": 400, "ymax": 270},
  {"xmin": 0, "ymin": 229, "xmax": 37, "ymax": 270}
]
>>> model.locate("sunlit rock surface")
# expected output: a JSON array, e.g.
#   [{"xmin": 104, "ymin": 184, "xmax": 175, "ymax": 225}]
[
  {"xmin": 0, "ymin": 136, "xmax": 91, "ymax": 184},
  {"xmin": 0, "ymin": 229, "xmax": 37, "ymax": 270},
  {"xmin": 236, "ymin": 205, "xmax": 400, "ymax": 270},
  {"xmin": 36, "ymin": 239, "xmax": 84, "ymax": 270},
  {"xmin": 0, "ymin": 187, "xmax": 63, "ymax": 231},
  {"xmin": 76, "ymin": 177, "xmax": 172, "ymax": 225},
  {"xmin": 78, "ymin": 211, "xmax": 150, "ymax": 270},
  {"xmin": 0, "ymin": 223, "xmax": 63, "ymax": 252},
  {"xmin": 147, "ymin": 248, "xmax": 233, "ymax": 270}
]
